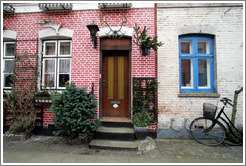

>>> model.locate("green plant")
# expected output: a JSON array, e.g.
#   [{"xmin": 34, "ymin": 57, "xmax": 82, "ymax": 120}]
[
  {"xmin": 133, "ymin": 109, "xmax": 152, "ymax": 127},
  {"xmin": 133, "ymin": 23, "xmax": 163, "ymax": 55},
  {"xmin": 133, "ymin": 78, "xmax": 158, "ymax": 127},
  {"xmin": 34, "ymin": 90, "xmax": 51, "ymax": 98},
  {"xmin": 4, "ymin": 53, "xmax": 39, "ymax": 134},
  {"xmin": 50, "ymin": 83, "xmax": 100, "ymax": 142}
]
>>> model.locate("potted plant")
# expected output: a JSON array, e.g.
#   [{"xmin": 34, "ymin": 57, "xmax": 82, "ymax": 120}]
[
  {"xmin": 34, "ymin": 90, "xmax": 52, "ymax": 103},
  {"xmin": 133, "ymin": 108, "xmax": 153, "ymax": 139},
  {"xmin": 133, "ymin": 23, "xmax": 163, "ymax": 56}
]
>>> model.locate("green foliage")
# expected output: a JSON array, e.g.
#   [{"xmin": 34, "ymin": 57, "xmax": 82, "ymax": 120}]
[
  {"xmin": 4, "ymin": 53, "xmax": 39, "ymax": 134},
  {"xmin": 34, "ymin": 90, "xmax": 50, "ymax": 98},
  {"xmin": 133, "ymin": 23, "xmax": 163, "ymax": 51},
  {"xmin": 133, "ymin": 109, "xmax": 152, "ymax": 127},
  {"xmin": 50, "ymin": 83, "xmax": 100, "ymax": 142},
  {"xmin": 133, "ymin": 79, "xmax": 158, "ymax": 127}
]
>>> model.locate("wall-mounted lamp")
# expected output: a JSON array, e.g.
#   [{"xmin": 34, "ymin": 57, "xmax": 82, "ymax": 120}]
[{"xmin": 86, "ymin": 20, "xmax": 99, "ymax": 49}]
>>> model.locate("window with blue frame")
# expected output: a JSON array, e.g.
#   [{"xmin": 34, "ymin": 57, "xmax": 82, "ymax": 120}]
[{"xmin": 179, "ymin": 36, "xmax": 214, "ymax": 92}]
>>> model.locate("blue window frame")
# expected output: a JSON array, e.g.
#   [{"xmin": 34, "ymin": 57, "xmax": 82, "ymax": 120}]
[{"xmin": 179, "ymin": 36, "xmax": 214, "ymax": 92}]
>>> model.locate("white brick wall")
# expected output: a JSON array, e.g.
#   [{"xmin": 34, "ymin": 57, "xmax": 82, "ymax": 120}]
[{"xmin": 157, "ymin": 4, "xmax": 244, "ymax": 129}]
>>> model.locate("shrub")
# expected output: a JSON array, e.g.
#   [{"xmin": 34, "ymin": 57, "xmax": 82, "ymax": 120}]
[
  {"xmin": 133, "ymin": 108, "xmax": 152, "ymax": 127},
  {"xmin": 50, "ymin": 83, "xmax": 99, "ymax": 142}
]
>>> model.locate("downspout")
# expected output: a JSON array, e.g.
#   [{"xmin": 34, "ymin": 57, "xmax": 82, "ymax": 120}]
[{"xmin": 154, "ymin": 3, "xmax": 158, "ymax": 129}]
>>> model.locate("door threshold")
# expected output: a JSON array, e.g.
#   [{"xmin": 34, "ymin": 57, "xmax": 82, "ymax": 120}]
[{"xmin": 101, "ymin": 117, "xmax": 132, "ymax": 123}]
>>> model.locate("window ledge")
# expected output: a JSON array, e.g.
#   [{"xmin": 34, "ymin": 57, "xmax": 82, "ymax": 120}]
[{"xmin": 178, "ymin": 92, "xmax": 220, "ymax": 98}]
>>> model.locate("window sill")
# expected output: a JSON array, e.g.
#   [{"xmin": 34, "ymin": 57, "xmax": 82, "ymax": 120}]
[{"xmin": 178, "ymin": 92, "xmax": 220, "ymax": 98}]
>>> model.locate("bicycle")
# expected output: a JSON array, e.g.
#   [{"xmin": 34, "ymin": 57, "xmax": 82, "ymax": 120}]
[{"xmin": 189, "ymin": 97, "xmax": 243, "ymax": 146}]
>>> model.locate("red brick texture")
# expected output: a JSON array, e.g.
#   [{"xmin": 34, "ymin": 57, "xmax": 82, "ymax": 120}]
[{"xmin": 3, "ymin": 8, "xmax": 157, "ymax": 130}]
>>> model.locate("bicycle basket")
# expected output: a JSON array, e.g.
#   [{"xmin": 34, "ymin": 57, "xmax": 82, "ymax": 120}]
[{"xmin": 203, "ymin": 103, "xmax": 217, "ymax": 119}]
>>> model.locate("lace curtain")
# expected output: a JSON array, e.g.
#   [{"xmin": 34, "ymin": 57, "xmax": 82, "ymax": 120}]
[{"xmin": 59, "ymin": 59, "xmax": 70, "ymax": 73}]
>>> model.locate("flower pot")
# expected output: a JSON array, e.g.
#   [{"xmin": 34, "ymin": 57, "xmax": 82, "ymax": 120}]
[
  {"xmin": 134, "ymin": 125, "xmax": 149, "ymax": 140},
  {"xmin": 141, "ymin": 46, "xmax": 150, "ymax": 56}
]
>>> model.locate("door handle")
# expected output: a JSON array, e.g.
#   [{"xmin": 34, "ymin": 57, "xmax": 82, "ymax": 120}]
[{"xmin": 103, "ymin": 80, "xmax": 106, "ymax": 87}]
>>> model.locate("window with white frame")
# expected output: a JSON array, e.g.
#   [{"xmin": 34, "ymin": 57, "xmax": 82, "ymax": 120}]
[
  {"xmin": 179, "ymin": 36, "xmax": 214, "ymax": 92},
  {"xmin": 3, "ymin": 42, "xmax": 15, "ymax": 89},
  {"xmin": 42, "ymin": 40, "xmax": 71, "ymax": 89}
]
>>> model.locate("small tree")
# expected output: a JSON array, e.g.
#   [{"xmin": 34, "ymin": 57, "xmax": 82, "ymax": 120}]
[
  {"xmin": 50, "ymin": 83, "xmax": 99, "ymax": 142},
  {"xmin": 4, "ymin": 53, "xmax": 39, "ymax": 134}
]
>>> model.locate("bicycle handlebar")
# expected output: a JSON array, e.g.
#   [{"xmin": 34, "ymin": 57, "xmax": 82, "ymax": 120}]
[{"xmin": 220, "ymin": 97, "xmax": 234, "ymax": 107}]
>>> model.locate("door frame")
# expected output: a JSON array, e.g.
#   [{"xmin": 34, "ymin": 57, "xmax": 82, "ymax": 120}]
[{"xmin": 99, "ymin": 37, "xmax": 132, "ymax": 119}]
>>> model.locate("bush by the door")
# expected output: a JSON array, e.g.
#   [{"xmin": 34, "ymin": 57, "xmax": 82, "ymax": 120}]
[{"xmin": 50, "ymin": 83, "xmax": 99, "ymax": 142}]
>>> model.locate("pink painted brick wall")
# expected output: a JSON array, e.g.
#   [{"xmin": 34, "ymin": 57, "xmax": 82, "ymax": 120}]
[{"xmin": 3, "ymin": 8, "xmax": 157, "ymax": 128}]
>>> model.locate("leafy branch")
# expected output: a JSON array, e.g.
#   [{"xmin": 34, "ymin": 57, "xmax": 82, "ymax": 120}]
[{"xmin": 133, "ymin": 23, "xmax": 163, "ymax": 51}]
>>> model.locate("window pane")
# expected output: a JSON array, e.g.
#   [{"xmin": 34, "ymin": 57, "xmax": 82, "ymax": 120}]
[
  {"xmin": 181, "ymin": 41, "xmax": 192, "ymax": 54},
  {"xmin": 4, "ymin": 60, "xmax": 14, "ymax": 73},
  {"xmin": 198, "ymin": 40, "xmax": 209, "ymax": 54},
  {"xmin": 108, "ymin": 56, "xmax": 114, "ymax": 99},
  {"xmin": 118, "ymin": 56, "xmax": 124, "ymax": 99},
  {"xmin": 44, "ymin": 60, "xmax": 55, "ymax": 73},
  {"xmin": 5, "ymin": 43, "xmax": 15, "ymax": 57},
  {"xmin": 60, "ymin": 42, "xmax": 71, "ymax": 55},
  {"xmin": 181, "ymin": 59, "xmax": 193, "ymax": 88},
  {"xmin": 59, "ymin": 74, "xmax": 70, "ymax": 87},
  {"xmin": 198, "ymin": 59, "xmax": 210, "ymax": 88},
  {"xmin": 45, "ymin": 42, "xmax": 56, "ymax": 56},
  {"xmin": 44, "ymin": 74, "xmax": 55, "ymax": 88},
  {"xmin": 59, "ymin": 59, "xmax": 70, "ymax": 73},
  {"xmin": 4, "ymin": 74, "xmax": 13, "ymax": 87}
]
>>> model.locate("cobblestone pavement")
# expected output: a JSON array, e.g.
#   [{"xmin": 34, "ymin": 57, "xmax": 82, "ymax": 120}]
[{"xmin": 2, "ymin": 134, "xmax": 244, "ymax": 164}]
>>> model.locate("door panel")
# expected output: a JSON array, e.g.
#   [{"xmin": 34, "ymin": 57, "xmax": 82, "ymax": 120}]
[{"xmin": 102, "ymin": 51, "xmax": 129, "ymax": 117}]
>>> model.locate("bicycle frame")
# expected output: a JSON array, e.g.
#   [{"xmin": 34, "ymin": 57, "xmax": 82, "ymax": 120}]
[{"xmin": 213, "ymin": 103, "xmax": 242, "ymax": 137}]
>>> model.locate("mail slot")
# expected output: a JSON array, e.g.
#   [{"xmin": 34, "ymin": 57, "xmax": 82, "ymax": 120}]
[{"xmin": 111, "ymin": 101, "xmax": 121, "ymax": 104}]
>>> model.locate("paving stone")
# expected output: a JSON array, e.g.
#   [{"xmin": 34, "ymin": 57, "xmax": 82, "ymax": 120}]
[{"xmin": 2, "ymin": 135, "xmax": 244, "ymax": 163}]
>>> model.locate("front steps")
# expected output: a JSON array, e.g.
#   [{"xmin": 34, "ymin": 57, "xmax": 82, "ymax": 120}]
[{"xmin": 89, "ymin": 118, "xmax": 138, "ymax": 150}]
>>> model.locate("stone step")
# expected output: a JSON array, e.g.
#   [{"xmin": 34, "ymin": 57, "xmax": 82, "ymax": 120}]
[
  {"xmin": 89, "ymin": 139, "xmax": 138, "ymax": 150},
  {"xmin": 94, "ymin": 126, "xmax": 135, "ymax": 141},
  {"xmin": 101, "ymin": 117, "xmax": 133, "ymax": 128}
]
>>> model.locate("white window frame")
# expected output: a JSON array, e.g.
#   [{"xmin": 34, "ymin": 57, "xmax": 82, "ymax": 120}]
[
  {"xmin": 42, "ymin": 58, "xmax": 57, "ymax": 89},
  {"xmin": 3, "ymin": 42, "xmax": 15, "ymax": 89},
  {"xmin": 58, "ymin": 40, "xmax": 72, "ymax": 57},
  {"xmin": 57, "ymin": 58, "xmax": 71, "ymax": 89},
  {"xmin": 4, "ymin": 42, "xmax": 15, "ymax": 58},
  {"xmin": 181, "ymin": 59, "xmax": 194, "ymax": 89},
  {"xmin": 43, "ymin": 41, "xmax": 57, "ymax": 57},
  {"xmin": 3, "ymin": 59, "xmax": 14, "ymax": 89},
  {"xmin": 42, "ymin": 40, "xmax": 71, "ymax": 90},
  {"xmin": 198, "ymin": 59, "xmax": 211, "ymax": 89}
]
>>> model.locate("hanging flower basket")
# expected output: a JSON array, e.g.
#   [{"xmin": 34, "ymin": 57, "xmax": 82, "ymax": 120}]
[
  {"xmin": 133, "ymin": 23, "xmax": 163, "ymax": 56},
  {"xmin": 141, "ymin": 45, "xmax": 150, "ymax": 56}
]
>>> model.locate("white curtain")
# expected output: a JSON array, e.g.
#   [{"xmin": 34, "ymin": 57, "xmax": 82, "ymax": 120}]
[
  {"xmin": 4, "ymin": 60, "xmax": 14, "ymax": 73},
  {"xmin": 59, "ymin": 59, "xmax": 70, "ymax": 73},
  {"xmin": 45, "ymin": 59, "xmax": 55, "ymax": 73},
  {"xmin": 60, "ymin": 42, "xmax": 70, "ymax": 55},
  {"xmin": 45, "ymin": 42, "xmax": 56, "ymax": 55}
]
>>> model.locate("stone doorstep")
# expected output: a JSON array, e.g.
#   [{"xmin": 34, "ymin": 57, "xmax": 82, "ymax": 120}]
[
  {"xmin": 89, "ymin": 139, "xmax": 138, "ymax": 150},
  {"xmin": 96, "ymin": 126, "xmax": 134, "ymax": 134}
]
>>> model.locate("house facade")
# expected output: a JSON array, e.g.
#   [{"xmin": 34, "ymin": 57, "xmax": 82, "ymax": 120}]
[
  {"xmin": 157, "ymin": 3, "xmax": 244, "ymax": 137},
  {"xmin": 2, "ymin": 2, "xmax": 158, "ymax": 133},
  {"xmin": 2, "ymin": 2, "xmax": 244, "ymax": 138}
]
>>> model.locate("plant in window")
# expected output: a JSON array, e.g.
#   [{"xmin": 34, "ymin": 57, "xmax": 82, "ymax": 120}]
[
  {"xmin": 133, "ymin": 23, "xmax": 163, "ymax": 55},
  {"xmin": 50, "ymin": 83, "xmax": 100, "ymax": 144}
]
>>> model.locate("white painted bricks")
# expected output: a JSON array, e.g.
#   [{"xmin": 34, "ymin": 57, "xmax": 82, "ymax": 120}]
[{"xmin": 157, "ymin": 5, "xmax": 244, "ymax": 129}]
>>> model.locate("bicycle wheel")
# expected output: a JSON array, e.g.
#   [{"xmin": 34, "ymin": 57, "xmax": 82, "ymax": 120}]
[
  {"xmin": 224, "ymin": 128, "xmax": 243, "ymax": 146},
  {"xmin": 190, "ymin": 117, "xmax": 226, "ymax": 146}
]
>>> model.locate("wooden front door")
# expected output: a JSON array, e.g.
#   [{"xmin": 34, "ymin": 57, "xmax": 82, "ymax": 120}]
[{"xmin": 102, "ymin": 50, "xmax": 129, "ymax": 117}]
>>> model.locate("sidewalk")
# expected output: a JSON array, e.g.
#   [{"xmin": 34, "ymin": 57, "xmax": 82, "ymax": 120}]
[{"xmin": 2, "ymin": 135, "xmax": 244, "ymax": 164}]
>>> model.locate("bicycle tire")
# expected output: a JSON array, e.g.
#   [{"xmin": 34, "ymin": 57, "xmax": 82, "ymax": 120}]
[
  {"xmin": 190, "ymin": 117, "xmax": 226, "ymax": 146},
  {"xmin": 224, "ymin": 129, "xmax": 243, "ymax": 146}
]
